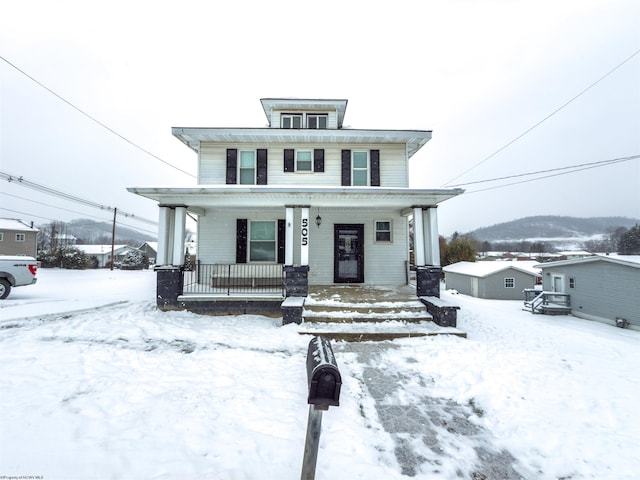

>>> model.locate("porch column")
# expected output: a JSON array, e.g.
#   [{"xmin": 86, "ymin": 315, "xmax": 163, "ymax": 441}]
[
  {"xmin": 300, "ymin": 207, "xmax": 310, "ymax": 266},
  {"xmin": 424, "ymin": 207, "xmax": 440, "ymax": 266},
  {"xmin": 413, "ymin": 207, "xmax": 426, "ymax": 266},
  {"xmin": 285, "ymin": 207, "xmax": 294, "ymax": 265},
  {"xmin": 172, "ymin": 206, "xmax": 187, "ymax": 266},
  {"xmin": 157, "ymin": 206, "xmax": 172, "ymax": 266}
]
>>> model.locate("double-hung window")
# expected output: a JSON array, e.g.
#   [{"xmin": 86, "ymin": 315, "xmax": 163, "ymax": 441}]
[
  {"xmin": 296, "ymin": 150, "xmax": 312, "ymax": 172},
  {"xmin": 239, "ymin": 151, "xmax": 256, "ymax": 184},
  {"xmin": 352, "ymin": 151, "xmax": 369, "ymax": 186},
  {"xmin": 249, "ymin": 221, "xmax": 276, "ymax": 262},
  {"xmin": 375, "ymin": 221, "xmax": 392, "ymax": 242},
  {"xmin": 307, "ymin": 114, "xmax": 327, "ymax": 129},
  {"xmin": 281, "ymin": 114, "xmax": 302, "ymax": 129}
]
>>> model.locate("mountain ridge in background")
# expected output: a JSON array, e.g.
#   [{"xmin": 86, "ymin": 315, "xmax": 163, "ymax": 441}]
[{"xmin": 465, "ymin": 215, "xmax": 638, "ymax": 246}]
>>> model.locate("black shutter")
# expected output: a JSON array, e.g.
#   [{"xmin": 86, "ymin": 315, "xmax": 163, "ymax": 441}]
[
  {"xmin": 341, "ymin": 149, "xmax": 351, "ymax": 186},
  {"xmin": 277, "ymin": 219, "xmax": 285, "ymax": 264},
  {"xmin": 370, "ymin": 149, "xmax": 380, "ymax": 186},
  {"xmin": 236, "ymin": 219, "xmax": 247, "ymax": 263},
  {"xmin": 313, "ymin": 149, "xmax": 325, "ymax": 172},
  {"xmin": 257, "ymin": 149, "xmax": 268, "ymax": 184},
  {"xmin": 226, "ymin": 149, "xmax": 238, "ymax": 184},
  {"xmin": 284, "ymin": 149, "xmax": 295, "ymax": 172}
]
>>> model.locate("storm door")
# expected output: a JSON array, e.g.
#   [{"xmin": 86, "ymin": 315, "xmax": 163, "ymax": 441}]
[{"xmin": 334, "ymin": 224, "xmax": 364, "ymax": 283}]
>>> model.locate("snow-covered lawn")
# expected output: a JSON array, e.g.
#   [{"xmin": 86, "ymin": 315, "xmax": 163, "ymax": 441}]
[{"xmin": 1, "ymin": 269, "xmax": 638, "ymax": 479}]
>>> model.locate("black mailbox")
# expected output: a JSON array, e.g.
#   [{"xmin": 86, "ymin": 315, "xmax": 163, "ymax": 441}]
[{"xmin": 306, "ymin": 336, "xmax": 341, "ymax": 409}]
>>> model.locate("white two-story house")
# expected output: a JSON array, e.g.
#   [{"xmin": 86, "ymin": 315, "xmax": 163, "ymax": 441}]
[{"xmin": 128, "ymin": 98, "xmax": 463, "ymax": 318}]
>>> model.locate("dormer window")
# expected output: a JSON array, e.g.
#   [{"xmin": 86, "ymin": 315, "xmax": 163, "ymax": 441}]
[
  {"xmin": 307, "ymin": 114, "xmax": 327, "ymax": 129},
  {"xmin": 281, "ymin": 114, "xmax": 302, "ymax": 129}
]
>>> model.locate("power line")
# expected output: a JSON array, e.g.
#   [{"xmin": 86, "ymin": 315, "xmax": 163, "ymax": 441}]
[
  {"xmin": 442, "ymin": 48, "xmax": 640, "ymax": 187},
  {"xmin": 1, "ymin": 171, "xmax": 158, "ymax": 226},
  {"xmin": 0, "ymin": 54, "xmax": 196, "ymax": 179},
  {"xmin": 447, "ymin": 155, "xmax": 639, "ymax": 188},
  {"xmin": 464, "ymin": 156, "xmax": 639, "ymax": 195}
]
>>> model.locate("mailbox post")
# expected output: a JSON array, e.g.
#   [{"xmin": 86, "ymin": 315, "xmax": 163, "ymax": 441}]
[{"xmin": 301, "ymin": 336, "xmax": 342, "ymax": 480}]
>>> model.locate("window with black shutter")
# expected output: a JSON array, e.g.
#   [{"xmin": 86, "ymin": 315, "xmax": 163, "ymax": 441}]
[
  {"xmin": 284, "ymin": 149, "xmax": 295, "ymax": 172},
  {"xmin": 370, "ymin": 149, "xmax": 380, "ymax": 186},
  {"xmin": 236, "ymin": 219, "xmax": 247, "ymax": 263},
  {"xmin": 314, "ymin": 149, "xmax": 325, "ymax": 172},
  {"xmin": 257, "ymin": 149, "xmax": 268, "ymax": 184},
  {"xmin": 226, "ymin": 149, "xmax": 238, "ymax": 184},
  {"xmin": 341, "ymin": 149, "xmax": 351, "ymax": 186}
]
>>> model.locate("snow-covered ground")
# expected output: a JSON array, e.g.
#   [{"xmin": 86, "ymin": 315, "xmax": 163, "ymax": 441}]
[{"xmin": 1, "ymin": 269, "xmax": 638, "ymax": 479}]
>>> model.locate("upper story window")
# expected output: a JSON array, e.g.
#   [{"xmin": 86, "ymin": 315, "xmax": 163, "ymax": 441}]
[
  {"xmin": 15, "ymin": 233, "xmax": 26, "ymax": 242},
  {"xmin": 296, "ymin": 151, "xmax": 312, "ymax": 172},
  {"xmin": 281, "ymin": 114, "xmax": 302, "ymax": 129},
  {"xmin": 352, "ymin": 151, "xmax": 369, "ymax": 186},
  {"xmin": 0, "ymin": 233, "xmax": 3, "ymax": 241},
  {"xmin": 239, "ymin": 151, "xmax": 256, "ymax": 184},
  {"xmin": 307, "ymin": 114, "xmax": 327, "ymax": 129}
]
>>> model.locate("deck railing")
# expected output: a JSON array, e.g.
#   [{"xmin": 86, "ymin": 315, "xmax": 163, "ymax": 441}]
[
  {"xmin": 523, "ymin": 289, "xmax": 571, "ymax": 313},
  {"xmin": 183, "ymin": 263, "xmax": 285, "ymax": 295}
]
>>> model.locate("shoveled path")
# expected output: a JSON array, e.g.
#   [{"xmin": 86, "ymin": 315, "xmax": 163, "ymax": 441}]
[{"xmin": 336, "ymin": 342, "xmax": 526, "ymax": 479}]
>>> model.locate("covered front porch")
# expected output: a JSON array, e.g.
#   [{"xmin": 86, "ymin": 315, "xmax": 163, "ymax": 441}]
[{"xmin": 128, "ymin": 185, "xmax": 463, "ymax": 315}]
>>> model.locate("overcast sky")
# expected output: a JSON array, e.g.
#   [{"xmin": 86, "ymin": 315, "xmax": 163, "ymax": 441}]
[{"xmin": 1, "ymin": 0, "xmax": 639, "ymax": 237}]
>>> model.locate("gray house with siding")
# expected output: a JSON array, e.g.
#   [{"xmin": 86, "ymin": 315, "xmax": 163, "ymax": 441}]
[
  {"xmin": 128, "ymin": 98, "xmax": 463, "ymax": 315},
  {"xmin": 443, "ymin": 261, "xmax": 541, "ymax": 300},
  {"xmin": 0, "ymin": 218, "xmax": 38, "ymax": 257},
  {"xmin": 536, "ymin": 255, "xmax": 640, "ymax": 330}
]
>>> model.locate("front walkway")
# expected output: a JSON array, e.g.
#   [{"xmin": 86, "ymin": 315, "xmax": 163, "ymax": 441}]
[{"xmin": 337, "ymin": 342, "xmax": 526, "ymax": 478}]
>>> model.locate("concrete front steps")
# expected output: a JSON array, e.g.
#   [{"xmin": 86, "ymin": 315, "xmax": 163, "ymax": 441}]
[{"xmin": 299, "ymin": 300, "xmax": 466, "ymax": 341}]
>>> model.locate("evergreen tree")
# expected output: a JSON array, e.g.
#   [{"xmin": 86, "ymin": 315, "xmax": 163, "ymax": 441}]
[{"xmin": 618, "ymin": 224, "xmax": 640, "ymax": 254}]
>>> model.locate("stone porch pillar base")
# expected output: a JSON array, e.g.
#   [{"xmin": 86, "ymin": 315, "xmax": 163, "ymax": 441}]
[
  {"xmin": 416, "ymin": 266, "xmax": 441, "ymax": 298},
  {"xmin": 284, "ymin": 265, "xmax": 309, "ymax": 297},
  {"xmin": 156, "ymin": 266, "xmax": 183, "ymax": 310}
]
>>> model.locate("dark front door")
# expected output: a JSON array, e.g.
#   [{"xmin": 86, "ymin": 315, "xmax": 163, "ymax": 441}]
[{"xmin": 334, "ymin": 224, "xmax": 364, "ymax": 283}]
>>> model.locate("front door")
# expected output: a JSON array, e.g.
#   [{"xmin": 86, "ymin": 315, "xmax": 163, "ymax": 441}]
[{"xmin": 334, "ymin": 224, "xmax": 364, "ymax": 283}]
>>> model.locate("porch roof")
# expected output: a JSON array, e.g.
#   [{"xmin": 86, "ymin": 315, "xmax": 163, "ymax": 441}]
[
  {"xmin": 171, "ymin": 127, "xmax": 432, "ymax": 158},
  {"xmin": 127, "ymin": 185, "xmax": 464, "ymax": 213}
]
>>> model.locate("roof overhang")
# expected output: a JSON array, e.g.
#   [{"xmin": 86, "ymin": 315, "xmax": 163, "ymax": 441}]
[
  {"xmin": 127, "ymin": 185, "xmax": 464, "ymax": 214},
  {"xmin": 171, "ymin": 127, "xmax": 432, "ymax": 158}
]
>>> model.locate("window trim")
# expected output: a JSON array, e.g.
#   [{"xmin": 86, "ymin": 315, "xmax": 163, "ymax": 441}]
[
  {"xmin": 374, "ymin": 220, "xmax": 393, "ymax": 243},
  {"xmin": 352, "ymin": 151, "xmax": 369, "ymax": 186},
  {"xmin": 238, "ymin": 150, "xmax": 256, "ymax": 185},
  {"xmin": 569, "ymin": 277, "xmax": 576, "ymax": 289},
  {"xmin": 281, "ymin": 113, "xmax": 303, "ymax": 129},
  {"xmin": 0, "ymin": 232, "xmax": 3, "ymax": 241},
  {"xmin": 248, "ymin": 220, "xmax": 277, "ymax": 263},
  {"xmin": 307, "ymin": 114, "xmax": 328, "ymax": 129},
  {"xmin": 15, "ymin": 233, "xmax": 26, "ymax": 242},
  {"xmin": 504, "ymin": 277, "xmax": 515, "ymax": 288},
  {"xmin": 296, "ymin": 150, "xmax": 313, "ymax": 172}
]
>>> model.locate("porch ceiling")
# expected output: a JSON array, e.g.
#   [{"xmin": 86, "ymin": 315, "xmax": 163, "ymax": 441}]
[
  {"xmin": 171, "ymin": 127, "xmax": 432, "ymax": 158},
  {"xmin": 127, "ymin": 185, "xmax": 464, "ymax": 212}
]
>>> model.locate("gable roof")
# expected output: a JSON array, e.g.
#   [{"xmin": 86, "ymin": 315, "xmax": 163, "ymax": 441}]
[
  {"xmin": 536, "ymin": 254, "xmax": 640, "ymax": 269},
  {"xmin": 0, "ymin": 218, "xmax": 38, "ymax": 232},
  {"xmin": 443, "ymin": 261, "xmax": 541, "ymax": 278}
]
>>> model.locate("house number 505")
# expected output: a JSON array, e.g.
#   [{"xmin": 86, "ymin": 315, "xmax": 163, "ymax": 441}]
[{"xmin": 301, "ymin": 218, "xmax": 309, "ymax": 246}]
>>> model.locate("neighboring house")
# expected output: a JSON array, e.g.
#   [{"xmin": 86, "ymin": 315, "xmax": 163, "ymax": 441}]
[
  {"xmin": 0, "ymin": 218, "xmax": 38, "ymax": 257},
  {"xmin": 536, "ymin": 255, "xmax": 640, "ymax": 330},
  {"xmin": 443, "ymin": 261, "xmax": 541, "ymax": 300},
  {"xmin": 139, "ymin": 242, "xmax": 158, "ymax": 264},
  {"xmin": 128, "ymin": 98, "xmax": 463, "ymax": 315},
  {"xmin": 76, "ymin": 244, "xmax": 140, "ymax": 268}
]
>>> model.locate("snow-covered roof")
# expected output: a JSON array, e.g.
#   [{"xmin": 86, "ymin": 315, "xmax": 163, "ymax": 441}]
[
  {"xmin": 536, "ymin": 254, "xmax": 640, "ymax": 269},
  {"xmin": 443, "ymin": 261, "xmax": 541, "ymax": 278},
  {"xmin": 0, "ymin": 218, "xmax": 38, "ymax": 232},
  {"xmin": 76, "ymin": 245, "xmax": 134, "ymax": 255}
]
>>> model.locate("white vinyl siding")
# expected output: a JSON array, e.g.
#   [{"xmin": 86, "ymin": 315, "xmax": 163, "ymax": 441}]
[{"xmin": 198, "ymin": 143, "xmax": 408, "ymax": 187}]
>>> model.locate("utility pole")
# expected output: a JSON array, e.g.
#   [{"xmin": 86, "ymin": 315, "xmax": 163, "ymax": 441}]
[{"xmin": 110, "ymin": 208, "xmax": 117, "ymax": 270}]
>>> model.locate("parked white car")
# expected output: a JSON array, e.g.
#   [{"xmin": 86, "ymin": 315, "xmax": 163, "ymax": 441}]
[{"xmin": 0, "ymin": 255, "xmax": 38, "ymax": 299}]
